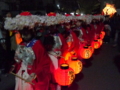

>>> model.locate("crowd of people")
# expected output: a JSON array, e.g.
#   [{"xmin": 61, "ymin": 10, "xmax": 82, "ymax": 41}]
[{"xmin": 0, "ymin": 11, "xmax": 120, "ymax": 90}]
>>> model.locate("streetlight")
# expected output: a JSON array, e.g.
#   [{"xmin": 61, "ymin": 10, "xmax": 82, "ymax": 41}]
[{"xmin": 57, "ymin": 4, "xmax": 60, "ymax": 9}]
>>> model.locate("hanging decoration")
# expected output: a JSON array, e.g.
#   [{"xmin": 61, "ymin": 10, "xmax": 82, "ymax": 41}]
[{"xmin": 103, "ymin": 3, "xmax": 117, "ymax": 17}]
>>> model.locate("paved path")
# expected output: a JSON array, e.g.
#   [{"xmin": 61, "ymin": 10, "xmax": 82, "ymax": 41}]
[{"xmin": 62, "ymin": 43, "xmax": 120, "ymax": 90}]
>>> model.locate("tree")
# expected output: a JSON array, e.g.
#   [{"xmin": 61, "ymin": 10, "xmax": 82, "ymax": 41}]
[{"xmin": 59, "ymin": 0, "xmax": 102, "ymax": 14}]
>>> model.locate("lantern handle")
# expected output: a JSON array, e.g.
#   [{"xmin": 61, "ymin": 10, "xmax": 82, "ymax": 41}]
[{"xmin": 10, "ymin": 72, "xmax": 35, "ymax": 85}]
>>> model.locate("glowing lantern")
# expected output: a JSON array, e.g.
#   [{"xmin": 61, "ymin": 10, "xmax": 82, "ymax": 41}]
[
  {"xmin": 78, "ymin": 46, "xmax": 92, "ymax": 59},
  {"xmin": 69, "ymin": 57, "xmax": 82, "ymax": 74},
  {"xmin": 100, "ymin": 31, "xmax": 105, "ymax": 39},
  {"xmin": 92, "ymin": 40, "xmax": 101, "ymax": 49},
  {"xmin": 59, "ymin": 51, "xmax": 76, "ymax": 65},
  {"xmin": 54, "ymin": 64, "xmax": 75, "ymax": 86},
  {"xmin": 64, "ymin": 51, "xmax": 76, "ymax": 61},
  {"xmin": 97, "ymin": 38, "xmax": 103, "ymax": 46},
  {"xmin": 15, "ymin": 32, "xmax": 22, "ymax": 44},
  {"xmin": 103, "ymin": 3, "xmax": 117, "ymax": 17},
  {"xmin": 87, "ymin": 44, "xmax": 94, "ymax": 54}
]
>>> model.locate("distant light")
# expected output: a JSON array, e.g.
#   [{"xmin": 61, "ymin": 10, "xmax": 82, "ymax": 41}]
[
  {"xmin": 76, "ymin": 13, "xmax": 78, "ymax": 14},
  {"xmin": 65, "ymin": 13, "xmax": 67, "ymax": 15},
  {"xmin": 57, "ymin": 4, "xmax": 60, "ymax": 9},
  {"xmin": 81, "ymin": 13, "xmax": 84, "ymax": 16},
  {"xmin": 70, "ymin": 12, "xmax": 74, "ymax": 16}
]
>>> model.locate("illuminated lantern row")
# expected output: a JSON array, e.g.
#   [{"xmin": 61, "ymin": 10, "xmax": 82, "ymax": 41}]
[
  {"xmin": 78, "ymin": 46, "xmax": 93, "ymax": 59},
  {"xmin": 54, "ymin": 64, "xmax": 75, "ymax": 86}
]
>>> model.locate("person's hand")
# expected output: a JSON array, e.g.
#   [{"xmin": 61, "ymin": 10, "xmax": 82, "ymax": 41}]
[
  {"xmin": 26, "ymin": 73, "xmax": 36, "ymax": 83},
  {"xmin": 9, "ymin": 65, "xmax": 15, "ymax": 73}
]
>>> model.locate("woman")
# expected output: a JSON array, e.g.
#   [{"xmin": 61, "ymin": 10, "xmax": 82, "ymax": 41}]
[{"xmin": 13, "ymin": 27, "xmax": 52, "ymax": 90}]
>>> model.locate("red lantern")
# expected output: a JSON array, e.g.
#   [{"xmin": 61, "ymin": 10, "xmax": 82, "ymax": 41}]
[
  {"xmin": 69, "ymin": 57, "xmax": 82, "ymax": 74},
  {"xmin": 54, "ymin": 64, "xmax": 75, "ymax": 86},
  {"xmin": 100, "ymin": 31, "xmax": 105, "ymax": 39},
  {"xmin": 78, "ymin": 46, "xmax": 93, "ymax": 59},
  {"xmin": 92, "ymin": 40, "xmax": 101, "ymax": 49}
]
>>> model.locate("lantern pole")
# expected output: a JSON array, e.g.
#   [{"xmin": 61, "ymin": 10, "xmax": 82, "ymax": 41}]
[{"xmin": 10, "ymin": 72, "xmax": 35, "ymax": 85}]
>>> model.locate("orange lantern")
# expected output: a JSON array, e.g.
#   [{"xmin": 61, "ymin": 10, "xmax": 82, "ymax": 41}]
[
  {"xmin": 54, "ymin": 64, "xmax": 75, "ymax": 86},
  {"xmin": 78, "ymin": 46, "xmax": 92, "ymax": 59},
  {"xmin": 97, "ymin": 38, "xmax": 103, "ymax": 46},
  {"xmin": 92, "ymin": 40, "xmax": 101, "ymax": 49},
  {"xmin": 15, "ymin": 32, "xmax": 22, "ymax": 44},
  {"xmin": 103, "ymin": 3, "xmax": 117, "ymax": 17},
  {"xmin": 59, "ymin": 50, "xmax": 76, "ymax": 65},
  {"xmin": 87, "ymin": 44, "xmax": 94, "ymax": 54},
  {"xmin": 100, "ymin": 31, "xmax": 105, "ymax": 39},
  {"xmin": 69, "ymin": 57, "xmax": 82, "ymax": 74},
  {"xmin": 64, "ymin": 50, "xmax": 76, "ymax": 61}
]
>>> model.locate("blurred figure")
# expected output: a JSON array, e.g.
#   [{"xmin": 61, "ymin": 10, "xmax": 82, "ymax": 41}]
[
  {"xmin": 104, "ymin": 16, "xmax": 111, "ymax": 43},
  {"xmin": 111, "ymin": 14, "xmax": 120, "ymax": 47},
  {"xmin": 103, "ymin": 24, "xmax": 111, "ymax": 43}
]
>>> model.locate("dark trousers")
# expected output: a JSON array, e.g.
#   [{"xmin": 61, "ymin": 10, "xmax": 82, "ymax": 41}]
[{"xmin": 103, "ymin": 35, "xmax": 110, "ymax": 43}]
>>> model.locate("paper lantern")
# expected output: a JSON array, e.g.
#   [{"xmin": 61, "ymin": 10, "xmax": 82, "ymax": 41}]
[
  {"xmin": 92, "ymin": 40, "xmax": 101, "ymax": 49},
  {"xmin": 103, "ymin": 3, "xmax": 117, "ymax": 17},
  {"xmin": 69, "ymin": 57, "xmax": 82, "ymax": 74},
  {"xmin": 78, "ymin": 46, "xmax": 92, "ymax": 59},
  {"xmin": 54, "ymin": 64, "xmax": 75, "ymax": 86},
  {"xmin": 87, "ymin": 44, "xmax": 94, "ymax": 54},
  {"xmin": 61, "ymin": 51, "xmax": 76, "ymax": 64},
  {"xmin": 100, "ymin": 31, "xmax": 105, "ymax": 39},
  {"xmin": 97, "ymin": 38, "xmax": 103, "ymax": 46},
  {"xmin": 15, "ymin": 32, "xmax": 22, "ymax": 44}
]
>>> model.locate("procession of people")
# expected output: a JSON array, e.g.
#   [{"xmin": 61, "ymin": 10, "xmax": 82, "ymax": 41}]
[{"xmin": 0, "ymin": 11, "xmax": 119, "ymax": 90}]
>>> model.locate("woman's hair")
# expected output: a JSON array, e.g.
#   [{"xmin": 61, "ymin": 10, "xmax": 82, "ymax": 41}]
[
  {"xmin": 61, "ymin": 30, "xmax": 70, "ymax": 39},
  {"xmin": 43, "ymin": 35, "xmax": 55, "ymax": 51},
  {"xmin": 73, "ymin": 30, "xmax": 80, "ymax": 37},
  {"xmin": 19, "ymin": 27, "xmax": 35, "ymax": 36}
]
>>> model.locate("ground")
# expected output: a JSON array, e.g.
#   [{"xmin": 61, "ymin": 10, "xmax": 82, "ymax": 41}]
[{"xmin": 0, "ymin": 43, "xmax": 120, "ymax": 90}]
